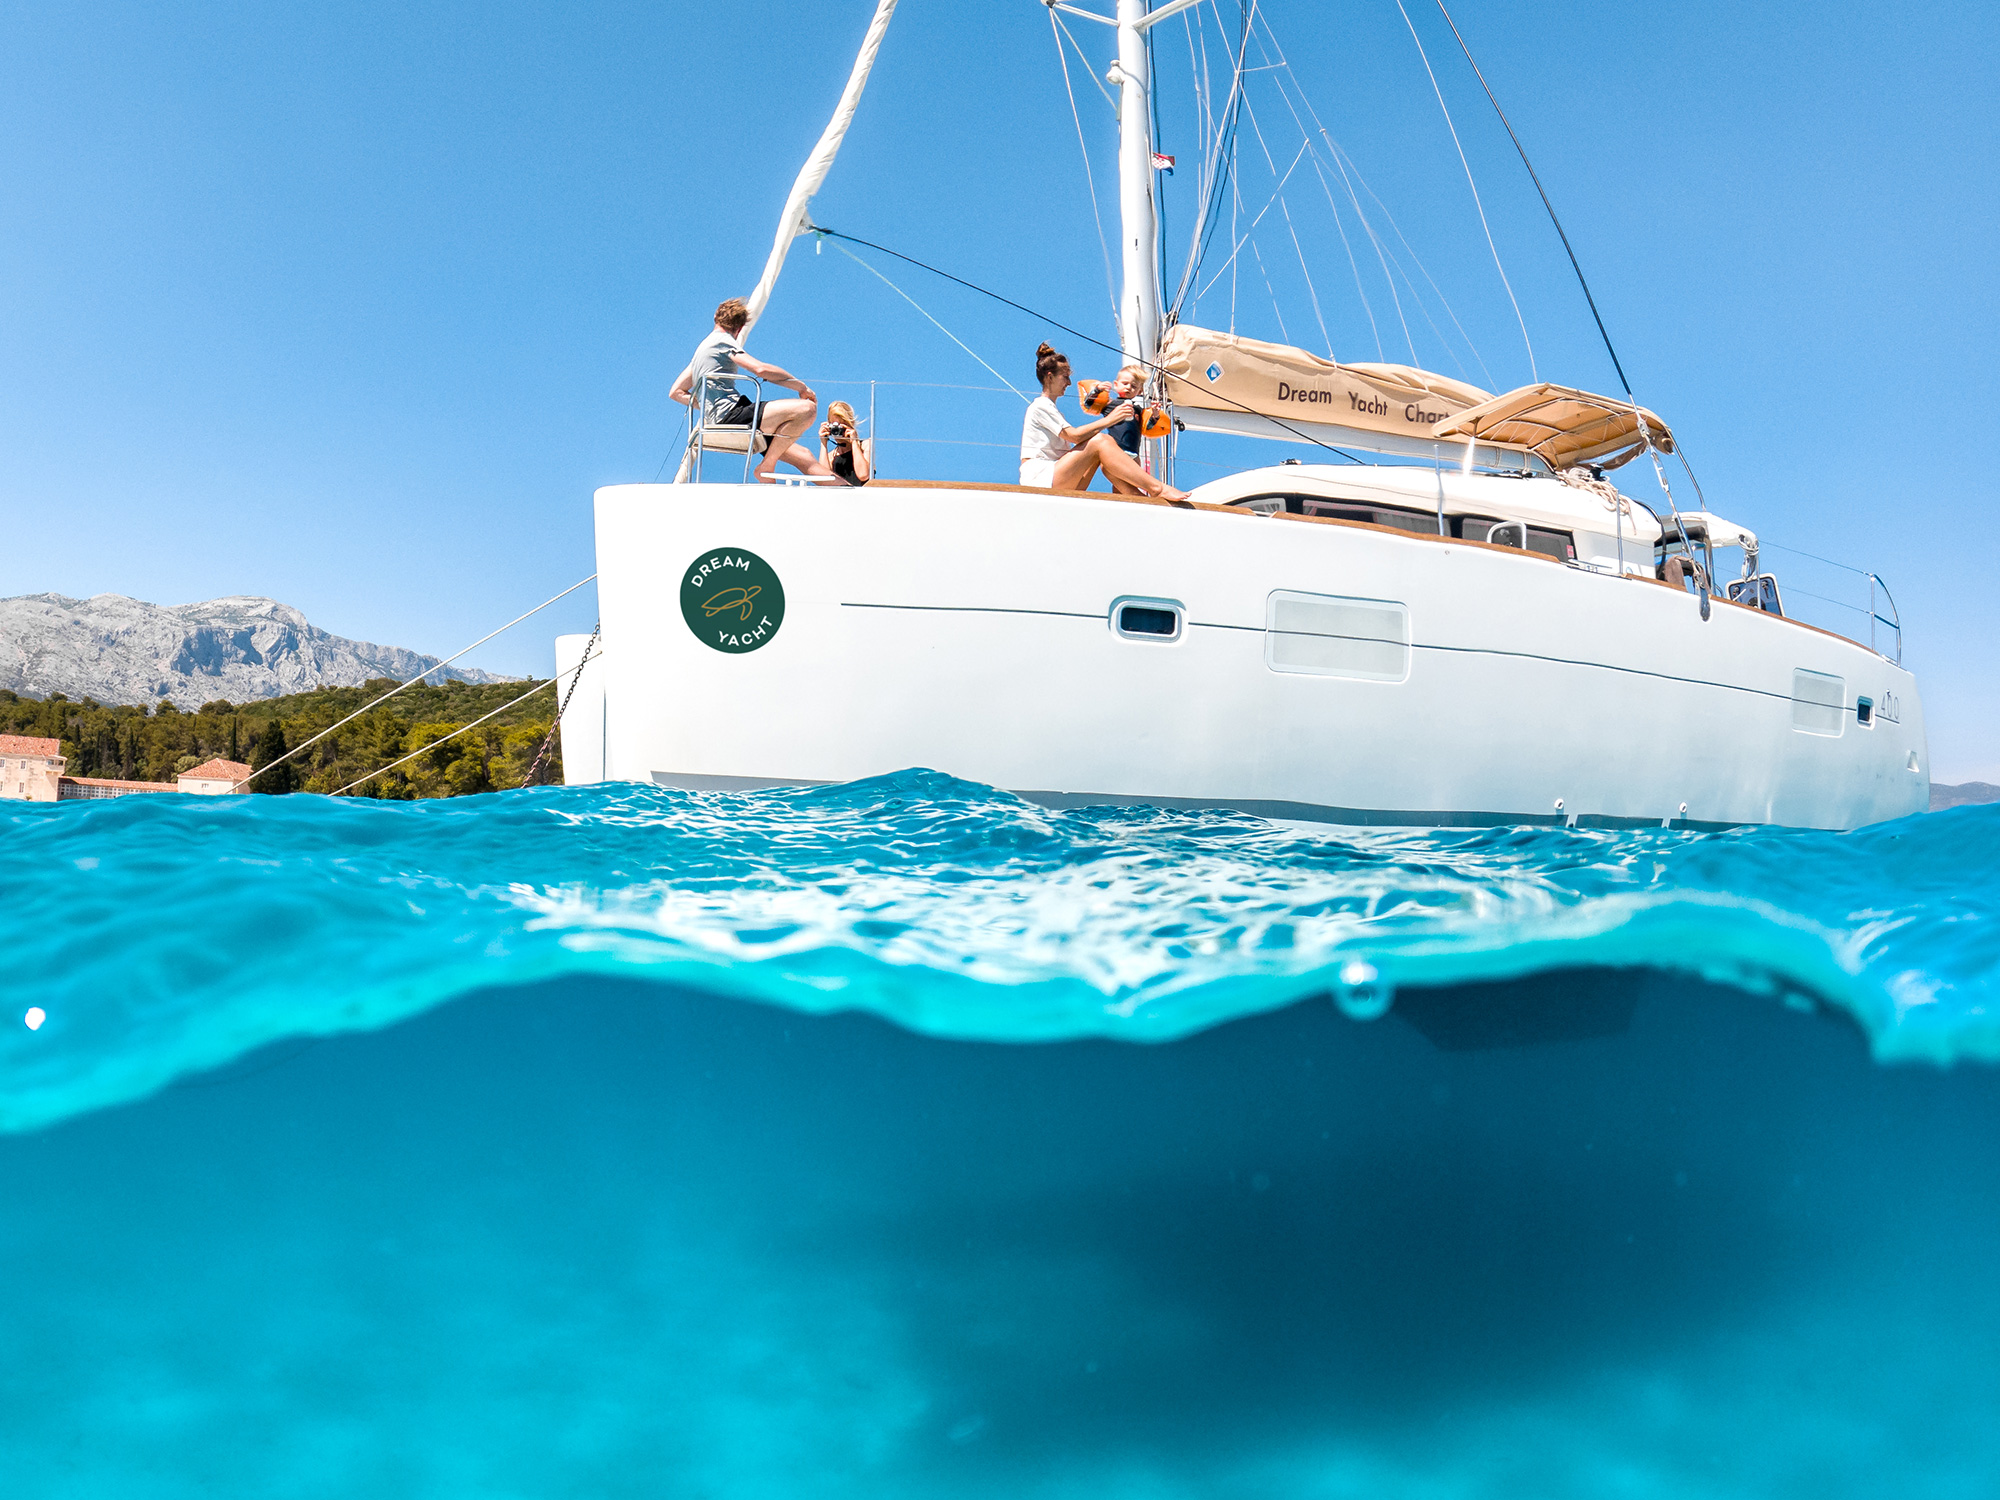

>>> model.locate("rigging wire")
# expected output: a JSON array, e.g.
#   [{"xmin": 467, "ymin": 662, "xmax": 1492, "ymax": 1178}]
[
  {"xmin": 1278, "ymin": 194, "xmax": 1332, "ymax": 356},
  {"xmin": 1048, "ymin": 9, "xmax": 1123, "ymax": 331},
  {"xmin": 1192, "ymin": 140, "xmax": 1309, "ymax": 300},
  {"xmin": 1228, "ymin": 170, "xmax": 1241, "ymax": 329},
  {"xmin": 1251, "ymin": 35, "xmax": 1486, "ymax": 380},
  {"xmin": 826, "ymin": 238, "xmax": 1029, "ymax": 401},
  {"xmin": 1170, "ymin": 0, "xmax": 1257, "ymax": 318},
  {"xmin": 1237, "ymin": 7, "xmax": 1463, "ymax": 373},
  {"xmin": 1184, "ymin": 6, "xmax": 1214, "ymax": 206},
  {"xmin": 806, "ymin": 223, "xmax": 1365, "ymax": 463},
  {"xmin": 1248, "ymin": 237, "xmax": 1290, "ymax": 344},
  {"xmin": 1393, "ymin": 0, "xmax": 1536, "ymax": 380},
  {"xmin": 1233, "ymin": 88, "xmax": 1330, "ymax": 353},
  {"xmin": 1321, "ymin": 135, "xmax": 1495, "ymax": 387},
  {"xmin": 1431, "ymin": 0, "xmax": 1631, "ymax": 395},
  {"xmin": 1148, "ymin": 19, "xmax": 1170, "ymax": 320},
  {"xmin": 1308, "ymin": 153, "xmax": 1383, "ymax": 359},
  {"xmin": 1237, "ymin": 14, "xmax": 1416, "ymax": 363},
  {"xmin": 1316, "ymin": 133, "xmax": 1417, "ymax": 362}
]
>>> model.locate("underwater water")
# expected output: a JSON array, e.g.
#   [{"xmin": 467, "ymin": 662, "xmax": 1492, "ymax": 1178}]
[{"xmin": 3, "ymin": 776, "xmax": 1999, "ymax": 1496}]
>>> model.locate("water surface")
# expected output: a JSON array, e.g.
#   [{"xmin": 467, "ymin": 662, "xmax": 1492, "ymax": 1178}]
[{"xmin": 3, "ymin": 778, "xmax": 1996, "ymax": 1495}]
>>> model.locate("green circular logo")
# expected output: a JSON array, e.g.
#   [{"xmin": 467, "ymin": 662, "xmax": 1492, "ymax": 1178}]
[{"xmin": 680, "ymin": 547, "xmax": 786, "ymax": 653}]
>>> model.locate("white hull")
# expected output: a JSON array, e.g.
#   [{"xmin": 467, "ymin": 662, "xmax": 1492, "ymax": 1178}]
[{"xmin": 562, "ymin": 481, "xmax": 1928, "ymax": 832}]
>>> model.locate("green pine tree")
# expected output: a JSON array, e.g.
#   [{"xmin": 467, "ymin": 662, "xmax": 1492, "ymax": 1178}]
[{"xmin": 249, "ymin": 718, "xmax": 298, "ymax": 795}]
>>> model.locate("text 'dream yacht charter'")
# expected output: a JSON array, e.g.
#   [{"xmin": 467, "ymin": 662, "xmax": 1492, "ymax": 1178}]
[{"xmin": 558, "ymin": 0, "xmax": 1924, "ymax": 832}]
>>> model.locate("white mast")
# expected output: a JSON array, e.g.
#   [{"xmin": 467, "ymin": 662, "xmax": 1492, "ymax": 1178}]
[{"xmin": 1113, "ymin": 0, "xmax": 1163, "ymax": 369}]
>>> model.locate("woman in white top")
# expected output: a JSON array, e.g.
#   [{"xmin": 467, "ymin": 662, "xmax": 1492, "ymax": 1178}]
[{"xmin": 1018, "ymin": 343, "xmax": 1188, "ymax": 499}]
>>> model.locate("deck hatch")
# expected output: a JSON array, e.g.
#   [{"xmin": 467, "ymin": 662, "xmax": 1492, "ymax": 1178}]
[
  {"xmin": 1790, "ymin": 669, "xmax": 1846, "ymax": 737},
  {"xmin": 1265, "ymin": 591, "xmax": 1409, "ymax": 681}
]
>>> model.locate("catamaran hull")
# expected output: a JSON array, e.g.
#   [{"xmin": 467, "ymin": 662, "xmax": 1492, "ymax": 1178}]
[{"xmin": 560, "ymin": 482, "xmax": 1928, "ymax": 831}]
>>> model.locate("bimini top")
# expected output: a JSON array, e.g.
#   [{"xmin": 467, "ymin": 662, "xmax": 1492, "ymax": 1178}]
[{"xmin": 1432, "ymin": 383, "xmax": 1672, "ymax": 471}]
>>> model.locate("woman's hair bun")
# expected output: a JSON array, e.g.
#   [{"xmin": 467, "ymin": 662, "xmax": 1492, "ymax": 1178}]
[{"xmin": 1036, "ymin": 342, "xmax": 1056, "ymax": 357}]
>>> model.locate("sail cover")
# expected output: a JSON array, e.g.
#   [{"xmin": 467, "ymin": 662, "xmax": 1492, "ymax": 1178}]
[
  {"xmin": 1156, "ymin": 324, "xmax": 1491, "ymax": 448},
  {"xmin": 1432, "ymin": 383, "xmax": 1673, "ymax": 471}
]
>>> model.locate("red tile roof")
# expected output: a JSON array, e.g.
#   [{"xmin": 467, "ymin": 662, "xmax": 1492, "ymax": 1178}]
[
  {"xmin": 182, "ymin": 758, "xmax": 253, "ymax": 782},
  {"xmin": 0, "ymin": 735, "xmax": 62, "ymax": 758}
]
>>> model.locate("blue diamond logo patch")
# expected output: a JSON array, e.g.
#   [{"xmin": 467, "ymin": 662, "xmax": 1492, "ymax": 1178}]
[{"xmin": 1206, "ymin": 362, "xmax": 1224, "ymax": 383}]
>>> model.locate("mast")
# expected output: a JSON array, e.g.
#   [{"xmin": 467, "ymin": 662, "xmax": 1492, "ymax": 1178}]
[{"xmin": 1114, "ymin": 0, "xmax": 1162, "ymax": 369}]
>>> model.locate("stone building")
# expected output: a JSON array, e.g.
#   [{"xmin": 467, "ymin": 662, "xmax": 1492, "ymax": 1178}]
[
  {"xmin": 0, "ymin": 734, "xmax": 65, "ymax": 801},
  {"xmin": 178, "ymin": 758, "xmax": 252, "ymax": 795},
  {"xmin": 59, "ymin": 776, "xmax": 176, "ymax": 800}
]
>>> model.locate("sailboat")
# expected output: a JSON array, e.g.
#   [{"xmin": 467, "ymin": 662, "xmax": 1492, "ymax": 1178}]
[{"xmin": 556, "ymin": 0, "xmax": 1925, "ymax": 832}]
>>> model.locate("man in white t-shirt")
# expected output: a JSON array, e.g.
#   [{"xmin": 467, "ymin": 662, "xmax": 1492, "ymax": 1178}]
[
  {"xmin": 1018, "ymin": 343, "xmax": 1187, "ymax": 500},
  {"xmin": 670, "ymin": 297, "xmax": 834, "ymax": 483}
]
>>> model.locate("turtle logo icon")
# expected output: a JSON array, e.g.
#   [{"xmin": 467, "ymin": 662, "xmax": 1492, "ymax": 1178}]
[
  {"xmin": 680, "ymin": 549, "xmax": 786, "ymax": 654},
  {"xmin": 701, "ymin": 585, "xmax": 761, "ymax": 622}
]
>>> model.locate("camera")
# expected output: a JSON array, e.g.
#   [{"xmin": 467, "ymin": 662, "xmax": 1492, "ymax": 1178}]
[{"xmin": 826, "ymin": 423, "xmax": 851, "ymax": 444}]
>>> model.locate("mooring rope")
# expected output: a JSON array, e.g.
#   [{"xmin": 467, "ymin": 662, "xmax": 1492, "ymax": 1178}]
[
  {"xmin": 331, "ymin": 643, "xmax": 603, "ymax": 798},
  {"xmin": 238, "ymin": 573, "xmax": 599, "ymax": 791}
]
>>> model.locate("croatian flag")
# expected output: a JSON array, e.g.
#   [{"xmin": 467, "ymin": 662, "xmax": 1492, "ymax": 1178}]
[{"xmin": 1151, "ymin": 152, "xmax": 1175, "ymax": 174}]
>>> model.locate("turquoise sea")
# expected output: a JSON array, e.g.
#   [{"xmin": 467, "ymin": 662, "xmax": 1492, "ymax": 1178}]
[{"xmin": 4, "ymin": 774, "xmax": 1999, "ymax": 1496}]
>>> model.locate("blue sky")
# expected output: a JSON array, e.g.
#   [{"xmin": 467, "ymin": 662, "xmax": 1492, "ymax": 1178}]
[{"xmin": 2, "ymin": 2, "xmax": 1995, "ymax": 777}]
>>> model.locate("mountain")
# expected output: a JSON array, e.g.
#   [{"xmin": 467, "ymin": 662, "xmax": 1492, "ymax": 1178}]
[
  {"xmin": 1932, "ymin": 782, "xmax": 2000, "ymax": 811},
  {"xmin": 0, "ymin": 593, "xmax": 513, "ymax": 709}
]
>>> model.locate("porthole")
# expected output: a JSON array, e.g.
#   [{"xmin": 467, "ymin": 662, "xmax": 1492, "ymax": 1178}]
[{"xmin": 1111, "ymin": 596, "xmax": 1184, "ymax": 641}]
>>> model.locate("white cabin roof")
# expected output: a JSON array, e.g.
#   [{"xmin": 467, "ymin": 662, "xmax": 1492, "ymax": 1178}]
[{"xmin": 1183, "ymin": 464, "xmax": 1666, "ymax": 545}]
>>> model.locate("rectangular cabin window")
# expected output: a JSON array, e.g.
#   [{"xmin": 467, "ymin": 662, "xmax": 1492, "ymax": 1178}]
[
  {"xmin": 1791, "ymin": 669, "xmax": 1846, "ymax": 737},
  {"xmin": 1461, "ymin": 517, "xmax": 1573, "ymax": 561},
  {"xmin": 1526, "ymin": 527, "xmax": 1576, "ymax": 563},
  {"xmin": 1302, "ymin": 499, "xmax": 1443, "ymax": 536},
  {"xmin": 1266, "ymin": 591, "xmax": 1409, "ymax": 682},
  {"xmin": 1228, "ymin": 494, "xmax": 1443, "ymax": 534},
  {"xmin": 1856, "ymin": 697, "xmax": 1875, "ymax": 727}
]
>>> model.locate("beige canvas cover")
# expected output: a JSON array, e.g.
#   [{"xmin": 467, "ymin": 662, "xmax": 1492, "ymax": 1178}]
[
  {"xmin": 1432, "ymin": 383, "xmax": 1672, "ymax": 471},
  {"xmin": 1155, "ymin": 324, "xmax": 1491, "ymax": 445}
]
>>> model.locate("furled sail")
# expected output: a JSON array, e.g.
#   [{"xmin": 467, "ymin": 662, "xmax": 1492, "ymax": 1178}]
[
  {"xmin": 1156, "ymin": 324, "xmax": 1492, "ymax": 454},
  {"xmin": 742, "ymin": 0, "xmax": 900, "ymax": 335}
]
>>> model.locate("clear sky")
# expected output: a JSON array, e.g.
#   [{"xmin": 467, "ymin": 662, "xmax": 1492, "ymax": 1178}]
[{"xmin": 3, "ymin": 2, "xmax": 1995, "ymax": 778}]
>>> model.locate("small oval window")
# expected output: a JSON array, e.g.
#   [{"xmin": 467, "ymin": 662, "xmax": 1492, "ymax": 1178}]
[{"xmin": 1111, "ymin": 597, "xmax": 1184, "ymax": 641}]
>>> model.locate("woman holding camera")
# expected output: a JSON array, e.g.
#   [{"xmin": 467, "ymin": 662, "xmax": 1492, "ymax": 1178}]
[{"xmin": 818, "ymin": 400, "xmax": 872, "ymax": 486}]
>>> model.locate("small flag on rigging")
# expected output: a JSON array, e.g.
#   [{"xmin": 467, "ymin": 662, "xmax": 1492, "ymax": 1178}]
[{"xmin": 1151, "ymin": 152, "xmax": 1175, "ymax": 174}]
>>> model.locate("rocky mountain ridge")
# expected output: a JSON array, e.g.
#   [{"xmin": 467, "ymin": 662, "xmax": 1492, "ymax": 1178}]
[{"xmin": 0, "ymin": 593, "xmax": 510, "ymax": 709}]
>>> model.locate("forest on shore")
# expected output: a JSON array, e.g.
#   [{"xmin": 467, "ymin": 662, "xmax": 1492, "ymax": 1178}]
[{"xmin": 0, "ymin": 678, "xmax": 561, "ymax": 797}]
